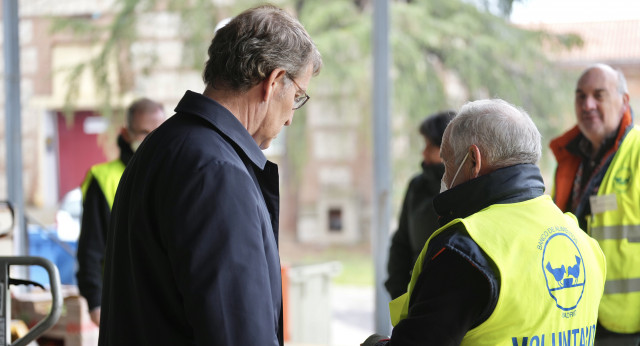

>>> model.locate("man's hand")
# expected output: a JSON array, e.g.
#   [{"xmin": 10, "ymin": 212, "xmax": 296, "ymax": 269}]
[
  {"xmin": 89, "ymin": 306, "xmax": 101, "ymax": 326},
  {"xmin": 361, "ymin": 333, "xmax": 389, "ymax": 346}
]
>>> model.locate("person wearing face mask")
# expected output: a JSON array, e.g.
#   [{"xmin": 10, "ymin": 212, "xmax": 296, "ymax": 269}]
[
  {"xmin": 362, "ymin": 99, "xmax": 606, "ymax": 346},
  {"xmin": 385, "ymin": 110, "xmax": 455, "ymax": 300},
  {"xmin": 76, "ymin": 97, "xmax": 165, "ymax": 326}
]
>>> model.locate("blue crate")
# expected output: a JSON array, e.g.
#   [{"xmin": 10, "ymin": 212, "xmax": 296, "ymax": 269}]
[{"xmin": 28, "ymin": 225, "xmax": 77, "ymax": 287}]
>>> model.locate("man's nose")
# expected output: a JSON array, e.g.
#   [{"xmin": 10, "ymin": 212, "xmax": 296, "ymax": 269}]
[{"xmin": 582, "ymin": 95, "xmax": 597, "ymax": 110}]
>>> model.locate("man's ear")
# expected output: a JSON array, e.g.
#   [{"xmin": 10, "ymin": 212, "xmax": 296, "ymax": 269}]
[
  {"xmin": 623, "ymin": 93, "xmax": 630, "ymax": 111},
  {"xmin": 262, "ymin": 68, "xmax": 287, "ymax": 102},
  {"xmin": 470, "ymin": 144, "xmax": 482, "ymax": 178}
]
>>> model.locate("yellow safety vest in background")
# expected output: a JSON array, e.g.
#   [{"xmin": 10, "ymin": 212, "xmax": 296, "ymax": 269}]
[
  {"xmin": 81, "ymin": 159, "xmax": 126, "ymax": 210},
  {"xmin": 390, "ymin": 195, "xmax": 605, "ymax": 346},
  {"xmin": 589, "ymin": 127, "xmax": 640, "ymax": 334}
]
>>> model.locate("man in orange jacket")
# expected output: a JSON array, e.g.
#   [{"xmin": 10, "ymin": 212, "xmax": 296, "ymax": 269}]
[{"xmin": 550, "ymin": 63, "xmax": 640, "ymax": 344}]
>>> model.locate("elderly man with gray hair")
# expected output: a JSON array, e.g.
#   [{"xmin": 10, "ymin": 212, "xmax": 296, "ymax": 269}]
[
  {"xmin": 363, "ymin": 99, "xmax": 606, "ymax": 346},
  {"xmin": 99, "ymin": 5, "xmax": 321, "ymax": 346}
]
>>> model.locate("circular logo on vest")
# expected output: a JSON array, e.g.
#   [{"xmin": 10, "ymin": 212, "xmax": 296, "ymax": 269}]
[
  {"xmin": 542, "ymin": 233, "xmax": 585, "ymax": 311},
  {"xmin": 613, "ymin": 166, "xmax": 632, "ymax": 193}
]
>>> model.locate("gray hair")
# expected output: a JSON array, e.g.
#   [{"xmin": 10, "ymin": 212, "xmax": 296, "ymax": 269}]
[
  {"xmin": 127, "ymin": 98, "xmax": 164, "ymax": 130},
  {"xmin": 203, "ymin": 5, "xmax": 322, "ymax": 92},
  {"xmin": 445, "ymin": 99, "xmax": 541, "ymax": 169},
  {"xmin": 617, "ymin": 69, "xmax": 629, "ymax": 95}
]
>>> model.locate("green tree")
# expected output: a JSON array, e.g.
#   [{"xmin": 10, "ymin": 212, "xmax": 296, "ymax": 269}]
[
  {"xmin": 52, "ymin": 0, "xmax": 581, "ymax": 203},
  {"xmin": 50, "ymin": 0, "xmax": 223, "ymax": 121},
  {"xmin": 291, "ymin": 0, "xmax": 580, "ymax": 196},
  {"xmin": 388, "ymin": 0, "xmax": 580, "ymax": 185}
]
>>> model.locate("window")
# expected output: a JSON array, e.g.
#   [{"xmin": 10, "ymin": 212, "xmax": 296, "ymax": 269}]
[{"xmin": 328, "ymin": 208, "xmax": 343, "ymax": 232}]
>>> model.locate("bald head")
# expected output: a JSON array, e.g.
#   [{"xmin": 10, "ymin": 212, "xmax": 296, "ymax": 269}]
[
  {"xmin": 578, "ymin": 64, "xmax": 628, "ymax": 95},
  {"xmin": 575, "ymin": 64, "xmax": 629, "ymax": 151}
]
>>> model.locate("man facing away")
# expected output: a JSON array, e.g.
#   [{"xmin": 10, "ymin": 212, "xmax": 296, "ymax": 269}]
[
  {"xmin": 550, "ymin": 63, "xmax": 640, "ymax": 344},
  {"xmin": 98, "ymin": 5, "xmax": 322, "ymax": 345},
  {"xmin": 76, "ymin": 97, "xmax": 165, "ymax": 326},
  {"xmin": 363, "ymin": 99, "xmax": 606, "ymax": 345},
  {"xmin": 385, "ymin": 110, "xmax": 455, "ymax": 299}
]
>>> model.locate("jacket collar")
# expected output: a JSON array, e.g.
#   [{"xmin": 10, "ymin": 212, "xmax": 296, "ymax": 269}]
[
  {"xmin": 434, "ymin": 163, "xmax": 545, "ymax": 225},
  {"xmin": 118, "ymin": 134, "xmax": 134, "ymax": 166},
  {"xmin": 175, "ymin": 90, "xmax": 267, "ymax": 169},
  {"xmin": 548, "ymin": 107, "xmax": 634, "ymax": 211},
  {"xmin": 549, "ymin": 108, "xmax": 634, "ymax": 162},
  {"xmin": 421, "ymin": 161, "xmax": 445, "ymax": 181}
]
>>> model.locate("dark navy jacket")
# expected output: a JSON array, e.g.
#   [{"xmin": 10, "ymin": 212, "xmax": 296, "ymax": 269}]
[
  {"xmin": 383, "ymin": 163, "xmax": 545, "ymax": 346},
  {"xmin": 99, "ymin": 91, "xmax": 283, "ymax": 346}
]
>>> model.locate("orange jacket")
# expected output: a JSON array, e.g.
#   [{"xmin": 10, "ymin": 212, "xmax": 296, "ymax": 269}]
[{"xmin": 549, "ymin": 109, "xmax": 633, "ymax": 211}]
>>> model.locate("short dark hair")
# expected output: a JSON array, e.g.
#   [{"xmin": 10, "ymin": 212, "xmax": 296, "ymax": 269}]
[
  {"xmin": 127, "ymin": 98, "xmax": 163, "ymax": 130},
  {"xmin": 203, "ymin": 5, "xmax": 322, "ymax": 92},
  {"xmin": 419, "ymin": 110, "xmax": 456, "ymax": 147}
]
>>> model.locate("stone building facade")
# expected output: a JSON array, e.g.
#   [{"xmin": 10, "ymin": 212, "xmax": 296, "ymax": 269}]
[
  {"xmin": 4, "ymin": 1, "xmax": 638, "ymax": 249},
  {"xmin": 0, "ymin": 0, "xmax": 373, "ymax": 246}
]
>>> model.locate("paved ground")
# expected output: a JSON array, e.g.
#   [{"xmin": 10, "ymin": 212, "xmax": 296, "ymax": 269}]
[
  {"xmin": 330, "ymin": 285, "xmax": 375, "ymax": 346},
  {"xmin": 280, "ymin": 241, "xmax": 377, "ymax": 346},
  {"xmin": 285, "ymin": 284, "xmax": 374, "ymax": 346}
]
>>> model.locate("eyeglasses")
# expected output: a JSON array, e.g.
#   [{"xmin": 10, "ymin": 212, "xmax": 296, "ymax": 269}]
[{"xmin": 286, "ymin": 74, "xmax": 310, "ymax": 110}]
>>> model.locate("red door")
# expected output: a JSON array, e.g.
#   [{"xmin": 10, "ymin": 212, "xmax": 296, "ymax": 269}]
[{"xmin": 57, "ymin": 111, "xmax": 107, "ymax": 199}]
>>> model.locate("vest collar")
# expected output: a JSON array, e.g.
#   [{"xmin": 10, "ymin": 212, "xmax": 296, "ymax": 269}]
[
  {"xmin": 434, "ymin": 163, "xmax": 545, "ymax": 226},
  {"xmin": 175, "ymin": 90, "xmax": 267, "ymax": 170}
]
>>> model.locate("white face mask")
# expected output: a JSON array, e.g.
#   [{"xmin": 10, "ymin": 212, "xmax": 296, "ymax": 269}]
[
  {"xmin": 440, "ymin": 152, "xmax": 469, "ymax": 193},
  {"xmin": 439, "ymin": 179, "xmax": 448, "ymax": 194},
  {"xmin": 130, "ymin": 140, "xmax": 143, "ymax": 152}
]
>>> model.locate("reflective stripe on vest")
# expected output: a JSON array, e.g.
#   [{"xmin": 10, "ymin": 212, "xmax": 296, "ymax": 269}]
[
  {"xmin": 589, "ymin": 126, "xmax": 640, "ymax": 334},
  {"xmin": 604, "ymin": 278, "xmax": 640, "ymax": 295},
  {"xmin": 591, "ymin": 225, "xmax": 640, "ymax": 242},
  {"xmin": 390, "ymin": 195, "xmax": 606, "ymax": 345},
  {"xmin": 81, "ymin": 159, "xmax": 126, "ymax": 210}
]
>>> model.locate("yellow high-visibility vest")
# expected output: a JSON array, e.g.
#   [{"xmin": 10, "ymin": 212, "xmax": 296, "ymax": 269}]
[
  {"xmin": 81, "ymin": 159, "xmax": 126, "ymax": 209},
  {"xmin": 589, "ymin": 126, "xmax": 640, "ymax": 334},
  {"xmin": 390, "ymin": 195, "xmax": 606, "ymax": 345}
]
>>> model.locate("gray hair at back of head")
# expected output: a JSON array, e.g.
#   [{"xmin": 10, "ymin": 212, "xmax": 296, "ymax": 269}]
[
  {"xmin": 203, "ymin": 4, "xmax": 322, "ymax": 92},
  {"xmin": 127, "ymin": 98, "xmax": 164, "ymax": 130},
  {"xmin": 446, "ymin": 99, "xmax": 541, "ymax": 168},
  {"xmin": 616, "ymin": 69, "xmax": 629, "ymax": 94}
]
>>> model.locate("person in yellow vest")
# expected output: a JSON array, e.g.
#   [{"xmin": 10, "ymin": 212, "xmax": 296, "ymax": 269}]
[
  {"xmin": 76, "ymin": 98, "xmax": 165, "ymax": 326},
  {"xmin": 362, "ymin": 99, "xmax": 606, "ymax": 346},
  {"xmin": 550, "ymin": 64, "xmax": 640, "ymax": 344}
]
